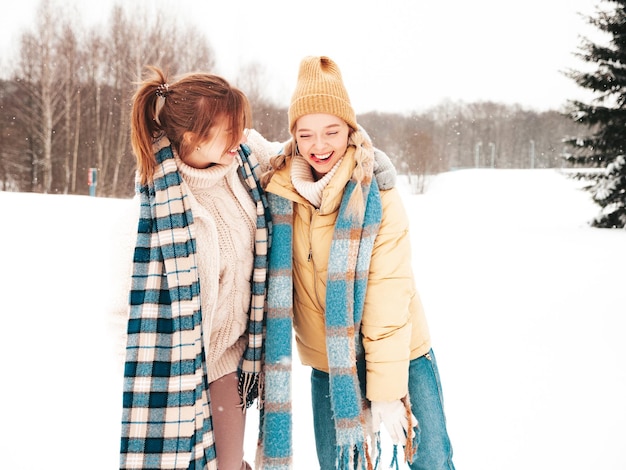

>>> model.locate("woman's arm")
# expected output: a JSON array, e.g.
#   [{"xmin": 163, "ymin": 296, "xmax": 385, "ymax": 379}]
[
  {"xmin": 361, "ymin": 187, "xmax": 415, "ymax": 401},
  {"xmin": 245, "ymin": 129, "xmax": 284, "ymax": 172}
]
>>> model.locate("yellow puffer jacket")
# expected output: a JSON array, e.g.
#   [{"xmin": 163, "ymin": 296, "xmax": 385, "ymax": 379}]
[{"xmin": 265, "ymin": 150, "xmax": 431, "ymax": 402}]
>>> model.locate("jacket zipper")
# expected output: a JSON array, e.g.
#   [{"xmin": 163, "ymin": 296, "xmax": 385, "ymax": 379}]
[
  {"xmin": 307, "ymin": 208, "xmax": 316, "ymax": 264},
  {"xmin": 308, "ymin": 209, "xmax": 324, "ymax": 309}
]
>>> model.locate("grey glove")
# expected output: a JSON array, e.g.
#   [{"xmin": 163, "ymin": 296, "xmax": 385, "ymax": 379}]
[
  {"xmin": 373, "ymin": 148, "xmax": 397, "ymax": 190},
  {"xmin": 358, "ymin": 124, "xmax": 397, "ymax": 190}
]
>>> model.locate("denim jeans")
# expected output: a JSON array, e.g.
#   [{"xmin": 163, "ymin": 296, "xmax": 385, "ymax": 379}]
[{"xmin": 310, "ymin": 349, "xmax": 455, "ymax": 470}]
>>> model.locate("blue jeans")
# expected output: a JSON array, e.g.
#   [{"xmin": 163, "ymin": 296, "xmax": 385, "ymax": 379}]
[{"xmin": 310, "ymin": 349, "xmax": 455, "ymax": 470}]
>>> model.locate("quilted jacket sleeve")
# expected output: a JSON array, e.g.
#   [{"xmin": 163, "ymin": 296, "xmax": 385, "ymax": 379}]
[{"xmin": 361, "ymin": 187, "xmax": 416, "ymax": 401}]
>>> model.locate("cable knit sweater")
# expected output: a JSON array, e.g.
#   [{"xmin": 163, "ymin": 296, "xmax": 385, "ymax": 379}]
[{"xmin": 176, "ymin": 156, "xmax": 256, "ymax": 382}]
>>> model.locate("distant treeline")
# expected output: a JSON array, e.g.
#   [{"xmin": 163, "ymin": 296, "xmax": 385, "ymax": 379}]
[{"xmin": 0, "ymin": 0, "xmax": 585, "ymax": 197}]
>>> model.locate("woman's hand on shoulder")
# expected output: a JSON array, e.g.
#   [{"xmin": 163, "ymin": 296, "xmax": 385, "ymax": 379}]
[
  {"xmin": 373, "ymin": 148, "xmax": 397, "ymax": 190},
  {"xmin": 245, "ymin": 129, "xmax": 284, "ymax": 172}
]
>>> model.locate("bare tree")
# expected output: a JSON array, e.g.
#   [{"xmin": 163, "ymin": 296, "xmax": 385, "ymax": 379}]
[
  {"xmin": 236, "ymin": 62, "xmax": 270, "ymax": 105},
  {"xmin": 0, "ymin": 80, "xmax": 30, "ymax": 190},
  {"xmin": 57, "ymin": 21, "xmax": 84, "ymax": 193},
  {"xmin": 12, "ymin": 0, "xmax": 66, "ymax": 193},
  {"xmin": 94, "ymin": 5, "xmax": 218, "ymax": 196},
  {"xmin": 234, "ymin": 62, "xmax": 289, "ymax": 142}
]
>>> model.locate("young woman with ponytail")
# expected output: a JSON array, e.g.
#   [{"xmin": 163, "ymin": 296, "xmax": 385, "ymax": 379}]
[
  {"xmin": 258, "ymin": 56, "xmax": 455, "ymax": 470},
  {"xmin": 119, "ymin": 66, "xmax": 280, "ymax": 470}
]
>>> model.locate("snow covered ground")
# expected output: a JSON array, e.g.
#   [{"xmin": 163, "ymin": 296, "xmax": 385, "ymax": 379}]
[{"xmin": 1, "ymin": 168, "xmax": 624, "ymax": 469}]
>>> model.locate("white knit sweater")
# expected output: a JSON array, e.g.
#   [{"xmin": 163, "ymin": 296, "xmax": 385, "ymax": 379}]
[{"xmin": 177, "ymin": 156, "xmax": 256, "ymax": 382}]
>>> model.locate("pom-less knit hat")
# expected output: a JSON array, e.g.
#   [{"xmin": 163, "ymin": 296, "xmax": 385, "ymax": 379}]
[{"xmin": 288, "ymin": 56, "xmax": 358, "ymax": 132}]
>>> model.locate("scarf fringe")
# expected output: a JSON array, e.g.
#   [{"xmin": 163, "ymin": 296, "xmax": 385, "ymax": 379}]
[
  {"xmin": 238, "ymin": 371, "xmax": 259, "ymax": 409},
  {"xmin": 337, "ymin": 442, "xmax": 372, "ymax": 470},
  {"xmin": 390, "ymin": 445, "xmax": 399, "ymax": 470},
  {"xmin": 402, "ymin": 395, "xmax": 417, "ymax": 464}
]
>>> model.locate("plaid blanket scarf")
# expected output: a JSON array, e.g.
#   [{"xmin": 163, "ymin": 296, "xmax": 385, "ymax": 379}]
[
  {"xmin": 258, "ymin": 178, "xmax": 383, "ymax": 470},
  {"xmin": 120, "ymin": 138, "xmax": 270, "ymax": 469}
]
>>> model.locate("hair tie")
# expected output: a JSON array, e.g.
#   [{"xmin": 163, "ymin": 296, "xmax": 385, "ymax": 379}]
[
  {"xmin": 155, "ymin": 83, "xmax": 170, "ymax": 97},
  {"xmin": 154, "ymin": 83, "xmax": 170, "ymax": 125}
]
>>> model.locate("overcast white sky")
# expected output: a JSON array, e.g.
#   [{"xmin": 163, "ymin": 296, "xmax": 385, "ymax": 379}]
[{"xmin": 0, "ymin": 0, "xmax": 604, "ymax": 113}]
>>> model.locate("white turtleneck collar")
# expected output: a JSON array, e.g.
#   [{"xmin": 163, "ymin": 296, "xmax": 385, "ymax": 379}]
[
  {"xmin": 175, "ymin": 153, "xmax": 236, "ymax": 191},
  {"xmin": 290, "ymin": 156, "xmax": 343, "ymax": 208}
]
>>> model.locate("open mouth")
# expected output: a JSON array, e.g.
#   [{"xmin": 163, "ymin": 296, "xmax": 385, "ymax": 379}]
[{"xmin": 311, "ymin": 151, "xmax": 333, "ymax": 163}]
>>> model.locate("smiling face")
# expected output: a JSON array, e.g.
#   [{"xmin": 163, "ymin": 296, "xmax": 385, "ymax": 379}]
[
  {"xmin": 183, "ymin": 114, "xmax": 245, "ymax": 169},
  {"xmin": 294, "ymin": 113, "xmax": 350, "ymax": 180}
]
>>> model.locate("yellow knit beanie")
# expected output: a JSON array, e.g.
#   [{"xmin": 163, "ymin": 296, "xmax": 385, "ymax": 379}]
[{"xmin": 288, "ymin": 56, "xmax": 357, "ymax": 132}]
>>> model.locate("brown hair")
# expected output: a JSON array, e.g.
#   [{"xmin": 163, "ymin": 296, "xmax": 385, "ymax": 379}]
[{"xmin": 130, "ymin": 65, "xmax": 251, "ymax": 184}]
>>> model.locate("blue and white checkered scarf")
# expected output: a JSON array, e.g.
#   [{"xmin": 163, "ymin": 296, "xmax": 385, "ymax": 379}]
[{"xmin": 120, "ymin": 138, "xmax": 269, "ymax": 469}]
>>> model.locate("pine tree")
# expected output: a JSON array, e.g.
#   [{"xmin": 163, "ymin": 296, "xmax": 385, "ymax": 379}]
[{"xmin": 565, "ymin": 0, "xmax": 626, "ymax": 228}]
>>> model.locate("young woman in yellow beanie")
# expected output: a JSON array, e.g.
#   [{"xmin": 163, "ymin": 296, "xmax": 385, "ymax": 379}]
[{"xmin": 258, "ymin": 56, "xmax": 455, "ymax": 470}]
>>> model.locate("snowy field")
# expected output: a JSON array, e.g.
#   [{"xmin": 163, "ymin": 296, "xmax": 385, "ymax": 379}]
[{"xmin": 1, "ymin": 168, "xmax": 624, "ymax": 469}]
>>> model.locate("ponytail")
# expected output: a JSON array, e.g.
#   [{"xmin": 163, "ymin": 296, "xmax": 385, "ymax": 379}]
[{"xmin": 130, "ymin": 66, "xmax": 170, "ymax": 185}]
